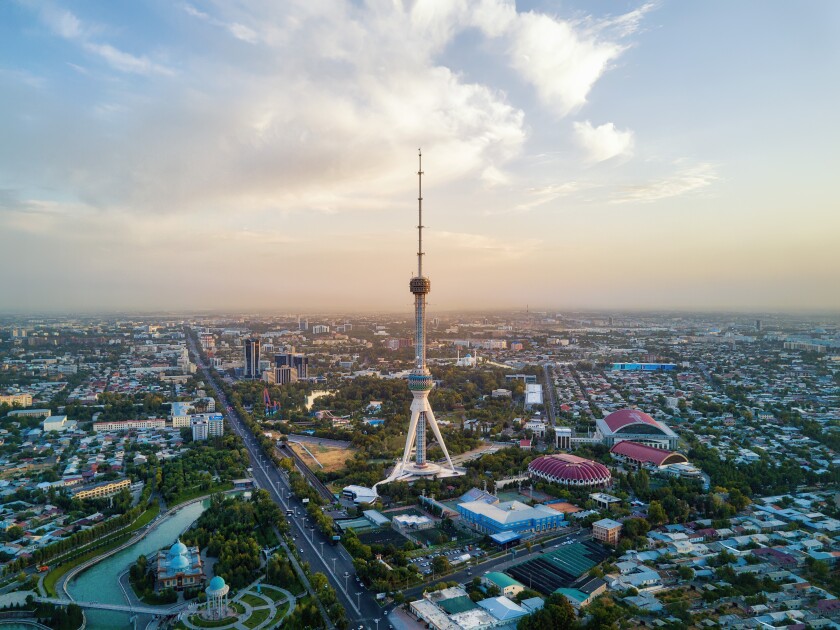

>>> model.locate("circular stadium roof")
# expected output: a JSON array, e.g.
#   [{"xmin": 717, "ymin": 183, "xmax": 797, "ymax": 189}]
[
  {"xmin": 528, "ymin": 453, "xmax": 611, "ymax": 486},
  {"xmin": 603, "ymin": 409, "xmax": 660, "ymax": 433},
  {"xmin": 168, "ymin": 539, "xmax": 188, "ymax": 558},
  {"xmin": 208, "ymin": 576, "xmax": 226, "ymax": 592}
]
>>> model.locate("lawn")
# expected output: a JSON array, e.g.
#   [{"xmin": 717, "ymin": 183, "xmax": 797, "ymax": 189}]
[
  {"xmin": 168, "ymin": 481, "xmax": 234, "ymax": 508},
  {"xmin": 268, "ymin": 601, "xmax": 290, "ymax": 626},
  {"xmin": 290, "ymin": 442, "xmax": 355, "ymax": 473},
  {"xmin": 256, "ymin": 585, "xmax": 285, "ymax": 602},
  {"xmin": 242, "ymin": 607, "xmax": 270, "ymax": 629},
  {"xmin": 188, "ymin": 614, "xmax": 239, "ymax": 628},
  {"xmin": 241, "ymin": 593, "xmax": 269, "ymax": 608}
]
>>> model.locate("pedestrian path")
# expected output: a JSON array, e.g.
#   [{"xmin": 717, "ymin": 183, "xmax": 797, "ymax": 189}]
[{"xmin": 179, "ymin": 578, "xmax": 296, "ymax": 630}]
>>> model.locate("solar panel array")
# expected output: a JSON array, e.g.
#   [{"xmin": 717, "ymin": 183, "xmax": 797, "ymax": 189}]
[{"xmin": 506, "ymin": 541, "xmax": 610, "ymax": 595}]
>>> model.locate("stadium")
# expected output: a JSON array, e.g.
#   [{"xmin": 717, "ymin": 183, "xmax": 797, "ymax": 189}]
[
  {"xmin": 594, "ymin": 408, "xmax": 679, "ymax": 450},
  {"xmin": 527, "ymin": 453, "xmax": 612, "ymax": 488}
]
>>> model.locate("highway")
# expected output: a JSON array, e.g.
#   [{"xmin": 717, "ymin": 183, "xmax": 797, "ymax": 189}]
[
  {"xmin": 543, "ymin": 362, "xmax": 557, "ymax": 427},
  {"xmin": 186, "ymin": 332, "xmax": 386, "ymax": 628}
]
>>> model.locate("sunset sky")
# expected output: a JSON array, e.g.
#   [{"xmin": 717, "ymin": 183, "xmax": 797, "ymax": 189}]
[{"xmin": 1, "ymin": 1, "xmax": 839, "ymax": 313}]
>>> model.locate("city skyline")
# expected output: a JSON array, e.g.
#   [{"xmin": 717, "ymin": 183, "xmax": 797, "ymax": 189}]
[{"xmin": 1, "ymin": 1, "xmax": 839, "ymax": 313}]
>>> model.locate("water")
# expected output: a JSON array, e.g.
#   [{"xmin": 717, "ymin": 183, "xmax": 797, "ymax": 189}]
[
  {"xmin": 67, "ymin": 501, "xmax": 207, "ymax": 629},
  {"xmin": 305, "ymin": 389, "xmax": 334, "ymax": 411}
]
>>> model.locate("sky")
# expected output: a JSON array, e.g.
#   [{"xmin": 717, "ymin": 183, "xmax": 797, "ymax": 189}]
[{"xmin": 1, "ymin": 0, "xmax": 839, "ymax": 314}]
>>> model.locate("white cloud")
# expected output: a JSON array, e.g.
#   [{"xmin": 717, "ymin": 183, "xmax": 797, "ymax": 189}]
[
  {"xmin": 506, "ymin": 13, "xmax": 624, "ymax": 116},
  {"xmin": 37, "ymin": 5, "xmax": 174, "ymax": 76},
  {"xmin": 510, "ymin": 182, "xmax": 579, "ymax": 213},
  {"xmin": 574, "ymin": 120, "xmax": 634, "ymax": 163},
  {"xmin": 435, "ymin": 231, "xmax": 539, "ymax": 260},
  {"xmin": 40, "ymin": 5, "xmax": 84, "ymax": 39},
  {"xmin": 82, "ymin": 43, "xmax": 174, "ymax": 76},
  {"xmin": 613, "ymin": 163, "xmax": 719, "ymax": 203},
  {"xmin": 228, "ymin": 23, "xmax": 259, "ymax": 44}
]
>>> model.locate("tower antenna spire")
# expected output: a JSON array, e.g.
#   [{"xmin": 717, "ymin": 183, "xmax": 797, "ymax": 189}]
[{"xmin": 418, "ymin": 148, "xmax": 424, "ymax": 277}]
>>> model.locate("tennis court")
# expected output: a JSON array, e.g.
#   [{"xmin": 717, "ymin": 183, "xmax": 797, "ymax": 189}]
[{"xmin": 357, "ymin": 528, "xmax": 410, "ymax": 548}]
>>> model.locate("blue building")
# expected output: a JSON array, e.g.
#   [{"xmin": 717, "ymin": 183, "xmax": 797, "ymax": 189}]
[
  {"xmin": 457, "ymin": 500, "xmax": 564, "ymax": 536},
  {"xmin": 611, "ymin": 363, "xmax": 676, "ymax": 371}
]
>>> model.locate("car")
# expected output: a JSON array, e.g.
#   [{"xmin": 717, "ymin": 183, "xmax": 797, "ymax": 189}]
[{"xmin": 299, "ymin": 549, "xmax": 303, "ymax": 554}]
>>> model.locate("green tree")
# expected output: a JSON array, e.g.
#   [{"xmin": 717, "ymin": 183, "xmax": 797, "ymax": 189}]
[{"xmin": 647, "ymin": 500, "xmax": 667, "ymax": 526}]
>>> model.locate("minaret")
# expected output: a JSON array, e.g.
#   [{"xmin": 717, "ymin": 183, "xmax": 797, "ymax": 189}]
[{"xmin": 377, "ymin": 151, "xmax": 461, "ymax": 485}]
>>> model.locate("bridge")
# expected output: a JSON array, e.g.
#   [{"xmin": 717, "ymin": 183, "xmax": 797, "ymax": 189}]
[{"xmin": 35, "ymin": 597, "xmax": 186, "ymax": 616}]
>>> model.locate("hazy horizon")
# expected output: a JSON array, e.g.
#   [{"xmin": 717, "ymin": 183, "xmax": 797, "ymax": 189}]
[{"xmin": 2, "ymin": 1, "xmax": 839, "ymax": 313}]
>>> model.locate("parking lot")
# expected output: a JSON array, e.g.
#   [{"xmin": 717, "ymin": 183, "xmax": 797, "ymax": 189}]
[{"xmin": 408, "ymin": 545, "xmax": 485, "ymax": 576}]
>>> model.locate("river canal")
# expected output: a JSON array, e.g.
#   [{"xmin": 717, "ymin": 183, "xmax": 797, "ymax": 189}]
[{"xmin": 67, "ymin": 500, "xmax": 207, "ymax": 629}]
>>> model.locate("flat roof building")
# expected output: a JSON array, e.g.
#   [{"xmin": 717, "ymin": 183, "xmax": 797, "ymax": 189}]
[
  {"xmin": 592, "ymin": 518, "xmax": 622, "ymax": 546},
  {"xmin": 457, "ymin": 499, "xmax": 564, "ymax": 536}
]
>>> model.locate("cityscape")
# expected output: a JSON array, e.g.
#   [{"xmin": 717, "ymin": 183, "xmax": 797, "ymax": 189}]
[{"xmin": 1, "ymin": 2, "xmax": 839, "ymax": 630}]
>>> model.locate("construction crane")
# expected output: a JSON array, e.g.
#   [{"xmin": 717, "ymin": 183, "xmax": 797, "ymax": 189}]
[{"xmin": 263, "ymin": 387, "xmax": 280, "ymax": 416}]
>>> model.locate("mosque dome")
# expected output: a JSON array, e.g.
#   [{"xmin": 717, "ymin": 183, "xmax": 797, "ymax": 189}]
[
  {"xmin": 169, "ymin": 553, "xmax": 190, "ymax": 572},
  {"xmin": 168, "ymin": 539, "xmax": 188, "ymax": 558}
]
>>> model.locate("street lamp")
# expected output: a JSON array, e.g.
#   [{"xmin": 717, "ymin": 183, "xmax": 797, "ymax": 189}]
[
  {"xmin": 320, "ymin": 541, "xmax": 325, "ymax": 556},
  {"xmin": 332, "ymin": 557, "xmax": 337, "ymax": 574},
  {"xmin": 374, "ymin": 619, "xmax": 381, "ymax": 630},
  {"xmin": 344, "ymin": 572, "xmax": 349, "ymax": 592},
  {"xmin": 356, "ymin": 592, "xmax": 361, "ymax": 609}
]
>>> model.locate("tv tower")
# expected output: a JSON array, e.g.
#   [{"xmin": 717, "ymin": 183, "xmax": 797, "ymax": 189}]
[{"xmin": 378, "ymin": 151, "xmax": 463, "ymax": 485}]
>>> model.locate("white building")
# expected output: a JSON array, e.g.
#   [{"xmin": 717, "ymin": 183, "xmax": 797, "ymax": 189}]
[
  {"xmin": 170, "ymin": 402, "xmax": 193, "ymax": 428},
  {"xmin": 43, "ymin": 415, "xmax": 77, "ymax": 432},
  {"xmin": 191, "ymin": 414, "xmax": 224, "ymax": 441},
  {"xmin": 525, "ymin": 384, "xmax": 543, "ymax": 408}
]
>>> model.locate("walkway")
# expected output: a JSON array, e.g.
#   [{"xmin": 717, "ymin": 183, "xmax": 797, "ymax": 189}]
[
  {"xmin": 179, "ymin": 579, "xmax": 296, "ymax": 630},
  {"xmin": 35, "ymin": 596, "xmax": 183, "ymax": 615}
]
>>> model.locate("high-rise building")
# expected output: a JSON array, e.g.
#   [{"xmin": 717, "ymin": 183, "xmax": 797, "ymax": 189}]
[
  {"xmin": 274, "ymin": 366, "xmax": 298, "ymax": 384},
  {"xmin": 274, "ymin": 352, "xmax": 308, "ymax": 379},
  {"xmin": 756, "ymin": 319, "xmax": 762, "ymax": 332},
  {"xmin": 244, "ymin": 338, "xmax": 260, "ymax": 379},
  {"xmin": 378, "ymin": 151, "xmax": 462, "ymax": 486}
]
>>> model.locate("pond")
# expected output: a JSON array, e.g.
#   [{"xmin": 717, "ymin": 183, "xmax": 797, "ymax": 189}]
[{"xmin": 66, "ymin": 500, "xmax": 207, "ymax": 629}]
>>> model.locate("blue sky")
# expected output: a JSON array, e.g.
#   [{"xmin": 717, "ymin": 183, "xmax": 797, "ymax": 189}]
[{"xmin": 1, "ymin": 1, "xmax": 838, "ymax": 313}]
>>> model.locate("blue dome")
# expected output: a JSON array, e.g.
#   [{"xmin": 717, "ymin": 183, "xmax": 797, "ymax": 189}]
[
  {"xmin": 208, "ymin": 576, "xmax": 226, "ymax": 591},
  {"xmin": 169, "ymin": 553, "xmax": 190, "ymax": 572},
  {"xmin": 168, "ymin": 539, "xmax": 188, "ymax": 558}
]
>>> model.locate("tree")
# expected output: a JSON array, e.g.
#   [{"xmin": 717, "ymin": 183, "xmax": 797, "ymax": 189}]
[
  {"xmin": 677, "ymin": 566, "xmax": 694, "ymax": 580},
  {"xmin": 518, "ymin": 593, "xmax": 577, "ymax": 630},
  {"xmin": 647, "ymin": 500, "xmax": 667, "ymax": 526},
  {"xmin": 432, "ymin": 556, "xmax": 451, "ymax": 575}
]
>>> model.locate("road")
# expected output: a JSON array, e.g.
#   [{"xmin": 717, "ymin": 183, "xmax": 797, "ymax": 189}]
[
  {"xmin": 186, "ymin": 331, "xmax": 385, "ymax": 628},
  {"xmin": 542, "ymin": 363, "xmax": 557, "ymax": 427}
]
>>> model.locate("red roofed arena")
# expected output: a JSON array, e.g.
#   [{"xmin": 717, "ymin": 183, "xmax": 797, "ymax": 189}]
[
  {"xmin": 609, "ymin": 440, "xmax": 688, "ymax": 468},
  {"xmin": 528, "ymin": 453, "xmax": 612, "ymax": 487},
  {"xmin": 595, "ymin": 408, "xmax": 679, "ymax": 450}
]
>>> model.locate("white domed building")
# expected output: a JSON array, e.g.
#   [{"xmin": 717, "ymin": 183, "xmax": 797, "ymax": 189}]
[
  {"xmin": 155, "ymin": 538, "xmax": 205, "ymax": 591},
  {"xmin": 205, "ymin": 575, "xmax": 231, "ymax": 620}
]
